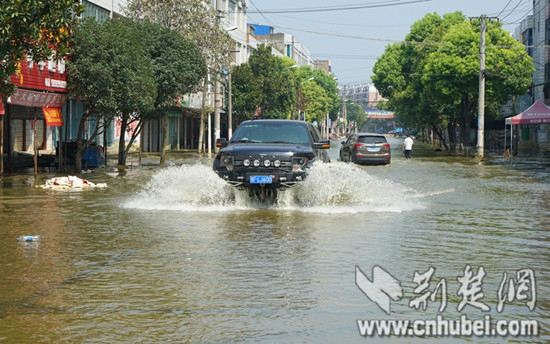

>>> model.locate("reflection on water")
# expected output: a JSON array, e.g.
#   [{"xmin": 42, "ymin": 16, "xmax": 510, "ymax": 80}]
[{"xmin": 0, "ymin": 146, "xmax": 549, "ymax": 343}]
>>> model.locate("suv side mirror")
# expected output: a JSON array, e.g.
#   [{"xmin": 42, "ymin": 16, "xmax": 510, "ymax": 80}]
[
  {"xmin": 314, "ymin": 139, "xmax": 331, "ymax": 149},
  {"xmin": 216, "ymin": 138, "xmax": 228, "ymax": 148}
]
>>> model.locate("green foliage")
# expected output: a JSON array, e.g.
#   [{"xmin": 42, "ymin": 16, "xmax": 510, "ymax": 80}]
[
  {"xmin": 232, "ymin": 46, "xmax": 340, "ymax": 123},
  {"xmin": 346, "ymin": 100, "xmax": 367, "ymax": 128},
  {"xmin": 67, "ymin": 18, "xmax": 157, "ymax": 117},
  {"xmin": 0, "ymin": 0, "xmax": 84, "ymax": 96},
  {"xmin": 372, "ymin": 11, "xmax": 534, "ymax": 137},
  {"xmin": 125, "ymin": 0, "xmax": 232, "ymax": 81},
  {"xmin": 232, "ymin": 45, "xmax": 296, "ymax": 120},
  {"xmin": 138, "ymin": 20, "xmax": 207, "ymax": 114},
  {"xmin": 301, "ymin": 81, "xmax": 331, "ymax": 123}
]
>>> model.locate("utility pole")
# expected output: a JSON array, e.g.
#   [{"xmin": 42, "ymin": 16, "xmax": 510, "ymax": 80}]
[
  {"xmin": 228, "ymin": 69, "xmax": 232, "ymax": 139},
  {"xmin": 476, "ymin": 15, "xmax": 487, "ymax": 158},
  {"xmin": 472, "ymin": 15, "xmax": 497, "ymax": 158},
  {"xmin": 214, "ymin": 0, "xmax": 224, "ymax": 151}
]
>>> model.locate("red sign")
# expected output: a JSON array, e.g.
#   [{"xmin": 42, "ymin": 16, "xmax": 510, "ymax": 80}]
[
  {"xmin": 0, "ymin": 94, "xmax": 4, "ymax": 115},
  {"xmin": 8, "ymin": 89, "xmax": 66, "ymax": 107},
  {"xmin": 42, "ymin": 107, "xmax": 63, "ymax": 126},
  {"xmin": 12, "ymin": 57, "xmax": 68, "ymax": 93},
  {"xmin": 367, "ymin": 114, "xmax": 395, "ymax": 119}
]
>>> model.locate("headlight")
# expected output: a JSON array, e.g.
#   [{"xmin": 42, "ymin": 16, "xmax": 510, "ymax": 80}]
[
  {"xmin": 263, "ymin": 159, "xmax": 271, "ymax": 167},
  {"xmin": 220, "ymin": 155, "xmax": 233, "ymax": 171},
  {"xmin": 243, "ymin": 159, "xmax": 250, "ymax": 167},
  {"xmin": 292, "ymin": 157, "xmax": 308, "ymax": 171},
  {"xmin": 274, "ymin": 160, "xmax": 281, "ymax": 167},
  {"xmin": 253, "ymin": 159, "xmax": 260, "ymax": 167}
]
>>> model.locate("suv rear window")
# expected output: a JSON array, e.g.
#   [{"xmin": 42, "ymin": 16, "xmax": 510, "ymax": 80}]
[{"xmin": 357, "ymin": 135, "xmax": 387, "ymax": 144}]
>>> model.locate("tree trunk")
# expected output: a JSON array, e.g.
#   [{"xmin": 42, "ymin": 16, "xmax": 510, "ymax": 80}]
[
  {"xmin": 0, "ymin": 110, "xmax": 4, "ymax": 177},
  {"xmin": 432, "ymin": 125, "xmax": 449, "ymax": 150},
  {"xmin": 160, "ymin": 112, "xmax": 168, "ymax": 166},
  {"xmin": 33, "ymin": 108, "xmax": 38, "ymax": 185},
  {"xmin": 103, "ymin": 118, "xmax": 109, "ymax": 167},
  {"xmin": 448, "ymin": 122, "xmax": 457, "ymax": 153},
  {"xmin": 118, "ymin": 113, "xmax": 129, "ymax": 166},
  {"xmin": 198, "ymin": 79, "xmax": 207, "ymax": 153}
]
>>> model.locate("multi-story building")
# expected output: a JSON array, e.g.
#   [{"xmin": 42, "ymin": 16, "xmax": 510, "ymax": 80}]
[
  {"xmin": 340, "ymin": 83, "xmax": 385, "ymax": 110},
  {"xmin": 513, "ymin": 0, "xmax": 550, "ymax": 151},
  {"xmin": 251, "ymin": 24, "xmax": 313, "ymax": 67}
]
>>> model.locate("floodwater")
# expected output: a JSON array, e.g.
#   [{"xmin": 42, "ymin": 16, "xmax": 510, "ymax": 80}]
[{"xmin": 0, "ymin": 137, "xmax": 549, "ymax": 343}]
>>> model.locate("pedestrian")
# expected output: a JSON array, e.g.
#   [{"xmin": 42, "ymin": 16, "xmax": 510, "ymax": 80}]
[{"xmin": 403, "ymin": 134, "xmax": 414, "ymax": 159}]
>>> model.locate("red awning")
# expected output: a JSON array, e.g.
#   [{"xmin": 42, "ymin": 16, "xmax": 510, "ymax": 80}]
[
  {"xmin": 506, "ymin": 99, "xmax": 550, "ymax": 125},
  {"xmin": 42, "ymin": 107, "xmax": 63, "ymax": 126}
]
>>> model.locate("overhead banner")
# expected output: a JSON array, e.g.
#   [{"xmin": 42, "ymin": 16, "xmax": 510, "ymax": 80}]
[
  {"xmin": 8, "ymin": 89, "xmax": 66, "ymax": 107},
  {"xmin": 42, "ymin": 107, "xmax": 63, "ymax": 126}
]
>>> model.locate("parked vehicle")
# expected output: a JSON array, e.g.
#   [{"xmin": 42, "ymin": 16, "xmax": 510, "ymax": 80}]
[
  {"xmin": 340, "ymin": 133, "xmax": 391, "ymax": 165},
  {"xmin": 213, "ymin": 119, "xmax": 331, "ymax": 201}
]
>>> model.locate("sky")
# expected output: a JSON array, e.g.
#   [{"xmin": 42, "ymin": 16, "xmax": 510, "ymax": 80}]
[{"xmin": 246, "ymin": 0, "xmax": 532, "ymax": 86}]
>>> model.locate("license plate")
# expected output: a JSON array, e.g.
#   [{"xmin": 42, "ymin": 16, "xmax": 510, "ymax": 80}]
[
  {"xmin": 250, "ymin": 175, "xmax": 273, "ymax": 184},
  {"xmin": 367, "ymin": 146, "xmax": 380, "ymax": 152}
]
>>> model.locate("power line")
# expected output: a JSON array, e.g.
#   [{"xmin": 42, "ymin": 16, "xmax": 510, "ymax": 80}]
[
  {"xmin": 497, "ymin": 0, "xmax": 514, "ymax": 18},
  {"xmin": 247, "ymin": 0, "xmax": 431, "ymax": 14},
  {"xmin": 500, "ymin": 0, "xmax": 527, "ymax": 21}
]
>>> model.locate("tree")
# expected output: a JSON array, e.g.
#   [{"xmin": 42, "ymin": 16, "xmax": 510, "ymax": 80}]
[
  {"xmin": 232, "ymin": 45, "xmax": 296, "ymax": 120},
  {"xmin": 138, "ymin": 21, "xmax": 207, "ymax": 165},
  {"xmin": 372, "ymin": 12, "xmax": 533, "ymax": 152},
  {"xmin": 346, "ymin": 100, "xmax": 368, "ymax": 130},
  {"xmin": 300, "ymin": 81, "xmax": 331, "ymax": 123},
  {"xmin": 289, "ymin": 64, "xmax": 339, "ymax": 121},
  {"xmin": 423, "ymin": 19, "xmax": 533, "ymax": 149},
  {"xmin": 0, "ymin": 0, "xmax": 84, "ymax": 97},
  {"xmin": 1, "ymin": 0, "xmax": 83, "ymax": 175},
  {"xmin": 125, "ymin": 0, "xmax": 232, "ymax": 152},
  {"xmin": 68, "ymin": 18, "xmax": 157, "ymax": 169}
]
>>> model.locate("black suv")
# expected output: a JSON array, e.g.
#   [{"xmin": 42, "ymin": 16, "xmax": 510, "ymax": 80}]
[{"xmin": 213, "ymin": 119, "xmax": 330, "ymax": 200}]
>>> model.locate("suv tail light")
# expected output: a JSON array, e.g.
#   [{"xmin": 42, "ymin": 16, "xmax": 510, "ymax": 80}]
[
  {"xmin": 354, "ymin": 143, "xmax": 364, "ymax": 149},
  {"xmin": 383, "ymin": 143, "xmax": 390, "ymax": 149}
]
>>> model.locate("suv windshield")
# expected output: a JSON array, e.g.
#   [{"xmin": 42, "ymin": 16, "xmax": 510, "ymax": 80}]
[{"xmin": 231, "ymin": 122, "xmax": 310, "ymax": 145}]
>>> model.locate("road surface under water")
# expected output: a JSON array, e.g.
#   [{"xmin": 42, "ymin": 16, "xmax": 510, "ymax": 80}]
[{"xmin": 0, "ymin": 138, "xmax": 548, "ymax": 343}]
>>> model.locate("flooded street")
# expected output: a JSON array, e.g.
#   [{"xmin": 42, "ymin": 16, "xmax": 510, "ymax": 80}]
[{"xmin": 1, "ymin": 137, "xmax": 549, "ymax": 343}]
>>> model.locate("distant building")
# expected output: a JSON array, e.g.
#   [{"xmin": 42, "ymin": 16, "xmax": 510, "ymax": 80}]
[
  {"xmin": 250, "ymin": 24, "xmax": 312, "ymax": 66},
  {"xmin": 313, "ymin": 60, "xmax": 332, "ymax": 74},
  {"xmin": 339, "ymin": 83, "xmax": 386, "ymax": 110}
]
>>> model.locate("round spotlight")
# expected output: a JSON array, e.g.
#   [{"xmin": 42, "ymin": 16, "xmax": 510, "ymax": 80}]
[
  {"xmin": 274, "ymin": 160, "xmax": 281, "ymax": 167},
  {"xmin": 253, "ymin": 159, "xmax": 260, "ymax": 167},
  {"xmin": 243, "ymin": 159, "xmax": 250, "ymax": 167},
  {"xmin": 263, "ymin": 159, "xmax": 271, "ymax": 167}
]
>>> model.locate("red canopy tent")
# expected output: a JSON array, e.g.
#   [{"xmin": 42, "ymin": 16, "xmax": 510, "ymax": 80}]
[
  {"xmin": 505, "ymin": 99, "xmax": 550, "ymax": 153},
  {"xmin": 506, "ymin": 99, "xmax": 550, "ymax": 125}
]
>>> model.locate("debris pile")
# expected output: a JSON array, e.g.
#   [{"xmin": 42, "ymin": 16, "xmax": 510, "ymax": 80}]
[{"xmin": 40, "ymin": 176, "xmax": 107, "ymax": 189}]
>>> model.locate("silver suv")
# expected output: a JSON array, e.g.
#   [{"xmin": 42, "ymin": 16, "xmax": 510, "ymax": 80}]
[{"xmin": 339, "ymin": 133, "xmax": 391, "ymax": 165}]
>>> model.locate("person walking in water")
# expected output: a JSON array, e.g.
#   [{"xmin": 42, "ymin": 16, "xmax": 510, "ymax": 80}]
[{"xmin": 403, "ymin": 134, "xmax": 414, "ymax": 159}]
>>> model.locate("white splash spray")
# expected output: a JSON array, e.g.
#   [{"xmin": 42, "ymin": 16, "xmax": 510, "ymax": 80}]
[{"xmin": 123, "ymin": 162, "xmax": 427, "ymax": 213}]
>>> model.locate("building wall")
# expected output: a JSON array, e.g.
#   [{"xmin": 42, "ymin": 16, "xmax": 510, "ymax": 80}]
[{"xmin": 531, "ymin": 0, "xmax": 548, "ymax": 102}]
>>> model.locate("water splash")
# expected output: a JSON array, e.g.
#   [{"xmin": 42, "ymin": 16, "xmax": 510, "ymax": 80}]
[
  {"xmin": 284, "ymin": 162, "xmax": 424, "ymax": 213},
  {"xmin": 123, "ymin": 162, "xmax": 426, "ymax": 213},
  {"xmin": 123, "ymin": 164, "xmax": 244, "ymax": 212}
]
